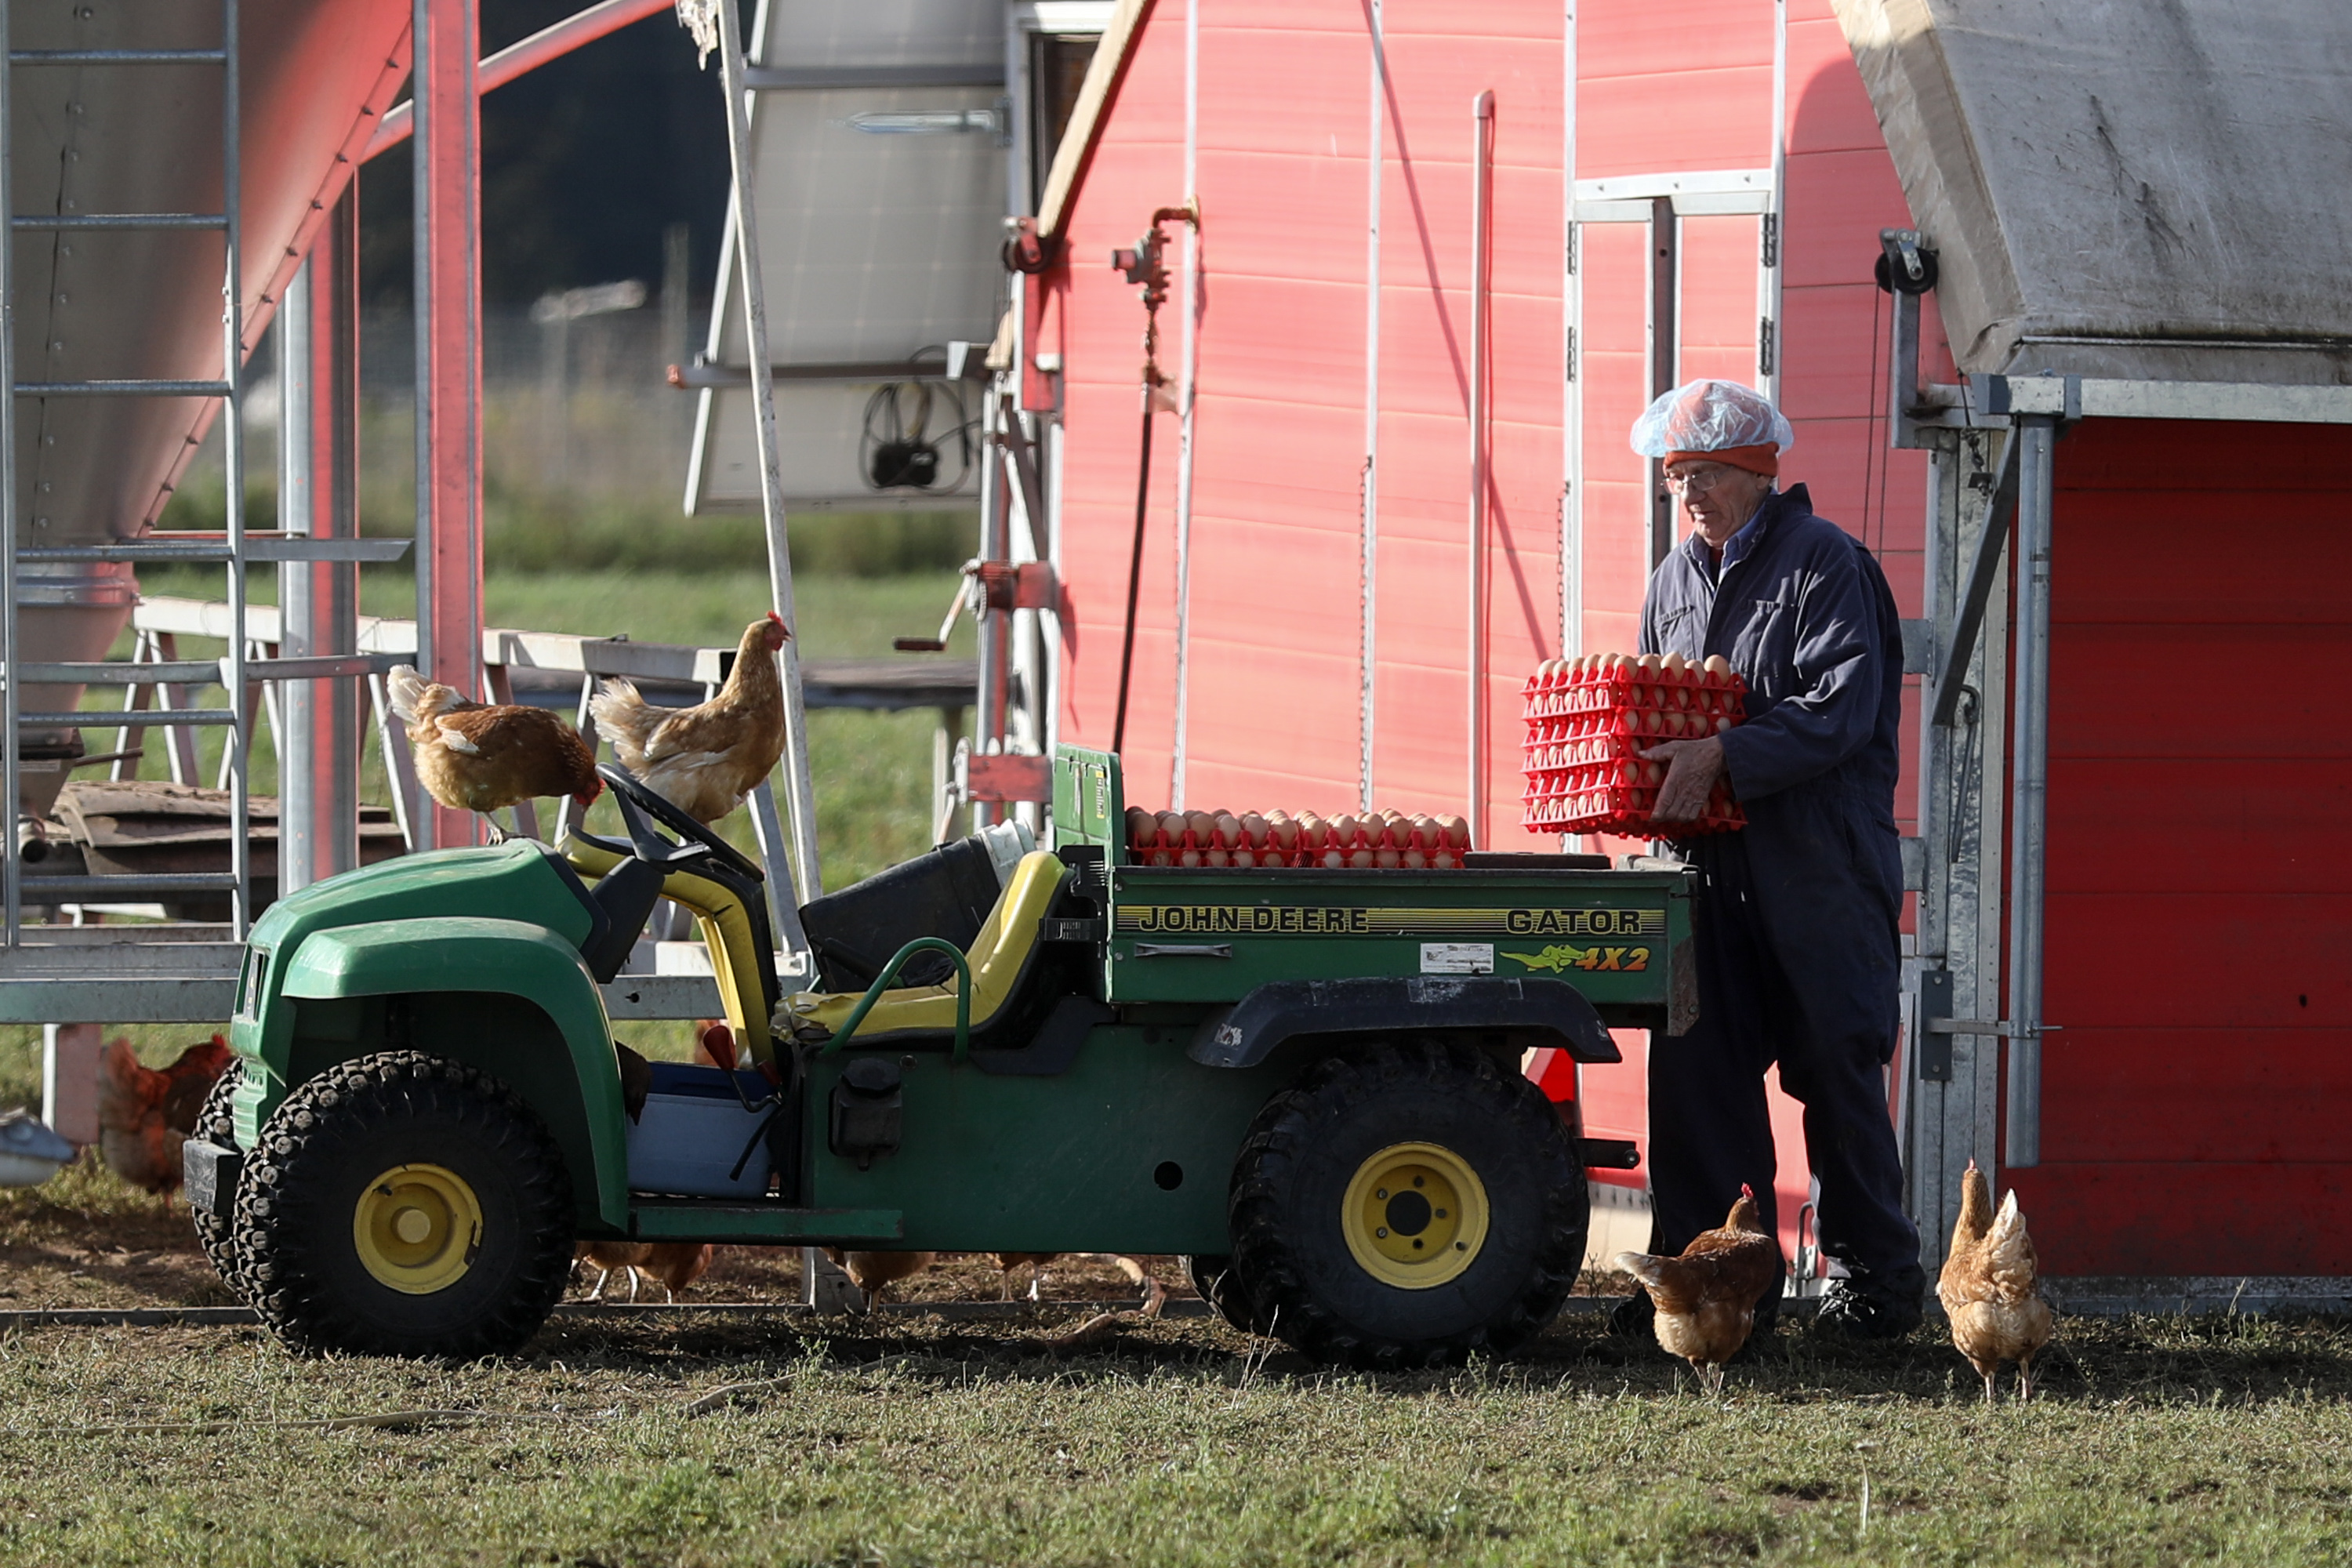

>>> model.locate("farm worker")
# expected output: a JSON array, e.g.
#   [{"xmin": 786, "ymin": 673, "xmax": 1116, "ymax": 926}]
[{"xmin": 1622, "ymin": 378, "xmax": 1923, "ymax": 1341}]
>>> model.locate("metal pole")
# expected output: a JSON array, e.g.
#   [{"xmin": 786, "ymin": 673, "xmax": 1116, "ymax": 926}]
[
  {"xmin": 413, "ymin": 0, "xmax": 485, "ymax": 851},
  {"xmin": 1359, "ymin": 0, "xmax": 1385, "ymax": 814},
  {"xmin": 1467, "ymin": 89, "xmax": 1493, "ymax": 847},
  {"xmin": 223, "ymin": 0, "xmax": 250, "ymax": 935},
  {"xmin": 1646, "ymin": 196, "xmax": 1677, "ymax": 571},
  {"xmin": 0, "ymin": 0, "xmax": 17, "ymax": 946},
  {"xmin": 2004, "ymin": 414, "xmax": 2056, "ymax": 1168},
  {"xmin": 713, "ymin": 0, "xmax": 822, "ymax": 903},
  {"xmin": 281, "ymin": 190, "xmax": 362, "ymax": 895},
  {"xmin": 1167, "ymin": 0, "xmax": 1200, "ymax": 812},
  {"xmin": 973, "ymin": 418, "xmax": 1005, "ymax": 831}
]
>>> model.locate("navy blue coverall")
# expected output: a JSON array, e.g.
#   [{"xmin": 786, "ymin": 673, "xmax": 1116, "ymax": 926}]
[{"xmin": 1638, "ymin": 482, "xmax": 1924, "ymax": 1305}]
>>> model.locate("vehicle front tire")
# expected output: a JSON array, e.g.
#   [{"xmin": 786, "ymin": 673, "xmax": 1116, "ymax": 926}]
[
  {"xmin": 190, "ymin": 1065, "xmax": 250, "ymax": 1302},
  {"xmin": 1229, "ymin": 1039, "xmax": 1587, "ymax": 1369},
  {"xmin": 237, "ymin": 1051, "xmax": 574, "ymax": 1358}
]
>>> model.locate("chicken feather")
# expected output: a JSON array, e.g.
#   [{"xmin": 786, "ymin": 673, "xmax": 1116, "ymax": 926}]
[{"xmin": 1937, "ymin": 1160, "xmax": 2055, "ymax": 1403}]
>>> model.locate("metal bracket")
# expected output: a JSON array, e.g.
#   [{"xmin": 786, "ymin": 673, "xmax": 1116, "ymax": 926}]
[
  {"xmin": 1899, "ymin": 835, "xmax": 1926, "ymax": 893},
  {"xmin": 1899, "ymin": 619, "xmax": 1935, "ymax": 675},
  {"xmin": 1038, "ymin": 916, "xmax": 1105, "ymax": 944},
  {"xmin": 1930, "ymin": 430, "xmax": 2021, "ymax": 728},
  {"xmin": 1916, "ymin": 968, "xmax": 1954, "ymax": 1081}
]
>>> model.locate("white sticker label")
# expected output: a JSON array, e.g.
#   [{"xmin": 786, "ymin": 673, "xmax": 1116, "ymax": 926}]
[{"xmin": 1420, "ymin": 942, "xmax": 1494, "ymax": 976}]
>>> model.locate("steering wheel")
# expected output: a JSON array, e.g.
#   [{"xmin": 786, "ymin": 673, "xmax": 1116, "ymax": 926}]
[{"xmin": 593, "ymin": 763, "xmax": 768, "ymax": 884}]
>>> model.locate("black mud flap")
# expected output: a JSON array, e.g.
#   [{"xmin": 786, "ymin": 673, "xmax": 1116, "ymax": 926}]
[{"xmin": 183, "ymin": 1139, "xmax": 240, "ymax": 1221}]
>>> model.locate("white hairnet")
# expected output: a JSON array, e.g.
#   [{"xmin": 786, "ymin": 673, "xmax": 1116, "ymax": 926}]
[{"xmin": 1628, "ymin": 379, "xmax": 1795, "ymax": 459}]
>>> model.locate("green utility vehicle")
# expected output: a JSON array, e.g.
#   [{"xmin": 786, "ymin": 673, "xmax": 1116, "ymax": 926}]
[{"xmin": 187, "ymin": 746, "xmax": 1693, "ymax": 1367}]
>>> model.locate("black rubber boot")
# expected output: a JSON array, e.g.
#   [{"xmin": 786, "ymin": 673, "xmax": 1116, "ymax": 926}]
[{"xmin": 1811, "ymin": 1272, "xmax": 1925, "ymax": 1340}]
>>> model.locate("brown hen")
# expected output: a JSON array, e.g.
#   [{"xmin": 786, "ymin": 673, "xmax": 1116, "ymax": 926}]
[
  {"xmin": 575, "ymin": 1240, "xmax": 717, "ymax": 1303},
  {"xmin": 590, "ymin": 613, "xmax": 789, "ymax": 824},
  {"xmin": 1614, "ymin": 1184, "xmax": 1781, "ymax": 1394},
  {"xmin": 387, "ymin": 665, "xmax": 602, "ymax": 822},
  {"xmin": 822, "ymin": 1248, "xmax": 937, "ymax": 1308},
  {"xmin": 1937, "ymin": 1160, "xmax": 2055, "ymax": 1403},
  {"xmin": 96, "ymin": 1034, "xmax": 232, "ymax": 1195}
]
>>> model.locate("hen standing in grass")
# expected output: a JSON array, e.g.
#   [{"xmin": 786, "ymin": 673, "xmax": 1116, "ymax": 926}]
[
  {"xmin": 822, "ymin": 1248, "xmax": 937, "ymax": 1309},
  {"xmin": 1613, "ymin": 1184, "xmax": 1782, "ymax": 1393},
  {"xmin": 1937, "ymin": 1160, "xmax": 2055, "ymax": 1403},
  {"xmin": 590, "ymin": 612, "xmax": 789, "ymax": 825},
  {"xmin": 96, "ymin": 1034, "xmax": 231, "ymax": 1195},
  {"xmin": 387, "ymin": 666, "xmax": 603, "ymax": 826}
]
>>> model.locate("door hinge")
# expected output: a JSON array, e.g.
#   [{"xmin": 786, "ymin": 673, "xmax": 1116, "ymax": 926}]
[
  {"xmin": 1565, "ymin": 325, "xmax": 1577, "ymax": 383},
  {"xmin": 1758, "ymin": 318, "xmax": 1776, "ymax": 377},
  {"xmin": 1760, "ymin": 212, "xmax": 1779, "ymax": 267}
]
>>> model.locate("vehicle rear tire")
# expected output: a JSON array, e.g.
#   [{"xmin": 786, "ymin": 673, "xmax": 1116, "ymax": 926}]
[
  {"xmin": 1229, "ymin": 1039, "xmax": 1587, "ymax": 1369},
  {"xmin": 1183, "ymin": 1253, "xmax": 1265, "ymax": 1334},
  {"xmin": 237, "ymin": 1051, "xmax": 574, "ymax": 1358},
  {"xmin": 190, "ymin": 1065, "xmax": 249, "ymax": 1302}
]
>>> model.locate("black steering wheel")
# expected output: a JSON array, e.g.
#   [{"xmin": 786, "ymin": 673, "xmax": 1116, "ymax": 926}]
[{"xmin": 589, "ymin": 763, "xmax": 768, "ymax": 885}]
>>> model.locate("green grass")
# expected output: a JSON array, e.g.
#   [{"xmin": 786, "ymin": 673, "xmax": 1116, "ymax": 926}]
[{"xmin": 0, "ymin": 1308, "xmax": 2348, "ymax": 1563}]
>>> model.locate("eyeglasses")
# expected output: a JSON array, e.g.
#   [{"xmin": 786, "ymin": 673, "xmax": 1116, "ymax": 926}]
[{"xmin": 1661, "ymin": 465, "xmax": 1742, "ymax": 494}]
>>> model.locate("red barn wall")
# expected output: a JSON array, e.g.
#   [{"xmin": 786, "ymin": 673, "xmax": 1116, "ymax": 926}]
[
  {"xmin": 2012, "ymin": 419, "xmax": 2352, "ymax": 1274},
  {"xmin": 1039, "ymin": 0, "xmax": 1944, "ymax": 1270}
]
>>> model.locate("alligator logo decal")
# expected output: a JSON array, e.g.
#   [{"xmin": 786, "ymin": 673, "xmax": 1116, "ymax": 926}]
[{"xmin": 1504, "ymin": 944, "xmax": 1588, "ymax": 973}]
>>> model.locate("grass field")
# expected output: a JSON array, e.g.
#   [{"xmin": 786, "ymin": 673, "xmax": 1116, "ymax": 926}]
[{"xmin": 0, "ymin": 1263, "xmax": 2349, "ymax": 1565}]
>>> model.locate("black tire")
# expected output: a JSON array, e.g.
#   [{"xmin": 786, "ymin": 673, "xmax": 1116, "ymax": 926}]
[
  {"xmin": 1229, "ymin": 1039, "xmax": 1587, "ymax": 1369},
  {"xmin": 236, "ymin": 1051, "xmax": 574, "ymax": 1359},
  {"xmin": 1183, "ymin": 1253, "xmax": 1265, "ymax": 1334},
  {"xmin": 190, "ymin": 1064, "xmax": 249, "ymax": 1303}
]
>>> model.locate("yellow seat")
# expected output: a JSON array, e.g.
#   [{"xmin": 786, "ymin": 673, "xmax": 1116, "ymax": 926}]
[
  {"xmin": 561, "ymin": 836, "xmax": 775, "ymax": 1065},
  {"xmin": 780, "ymin": 849, "xmax": 1069, "ymax": 1044}
]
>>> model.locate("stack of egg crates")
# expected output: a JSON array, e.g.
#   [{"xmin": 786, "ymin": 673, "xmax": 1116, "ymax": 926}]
[
  {"xmin": 1520, "ymin": 652, "xmax": 1748, "ymax": 835},
  {"xmin": 1123, "ymin": 807, "xmax": 1473, "ymax": 868}
]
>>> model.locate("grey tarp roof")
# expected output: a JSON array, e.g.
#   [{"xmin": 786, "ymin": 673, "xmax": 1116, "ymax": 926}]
[{"xmin": 1833, "ymin": 0, "xmax": 2352, "ymax": 383}]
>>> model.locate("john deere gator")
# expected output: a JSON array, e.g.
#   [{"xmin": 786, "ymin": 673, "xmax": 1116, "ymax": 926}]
[{"xmin": 185, "ymin": 746, "xmax": 1693, "ymax": 1367}]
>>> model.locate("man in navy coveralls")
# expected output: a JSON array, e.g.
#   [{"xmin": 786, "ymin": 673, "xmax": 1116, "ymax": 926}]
[{"xmin": 1621, "ymin": 379, "xmax": 1924, "ymax": 1340}]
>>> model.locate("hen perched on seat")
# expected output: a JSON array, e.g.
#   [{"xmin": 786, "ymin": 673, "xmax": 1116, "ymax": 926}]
[{"xmin": 590, "ymin": 612, "xmax": 789, "ymax": 825}]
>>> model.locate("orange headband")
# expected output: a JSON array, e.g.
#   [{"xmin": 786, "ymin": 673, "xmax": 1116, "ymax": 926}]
[{"xmin": 1666, "ymin": 444, "xmax": 1779, "ymax": 477}]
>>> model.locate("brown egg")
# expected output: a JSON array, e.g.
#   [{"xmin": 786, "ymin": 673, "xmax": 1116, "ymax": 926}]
[
  {"xmin": 1148, "ymin": 848, "xmax": 1174, "ymax": 867},
  {"xmin": 1661, "ymin": 652, "xmax": 1686, "ymax": 676},
  {"xmin": 1270, "ymin": 818, "xmax": 1300, "ymax": 850},
  {"xmin": 1715, "ymin": 715, "xmax": 1733, "ymax": 733},
  {"xmin": 1180, "ymin": 848, "xmax": 1204, "ymax": 868},
  {"xmin": 1297, "ymin": 813, "xmax": 1327, "ymax": 846},
  {"xmin": 1185, "ymin": 810, "xmax": 1217, "ymax": 843},
  {"xmin": 1156, "ymin": 811, "xmax": 1188, "ymax": 844},
  {"xmin": 1704, "ymin": 653, "xmax": 1733, "ymax": 680},
  {"xmin": 1375, "ymin": 847, "xmax": 1402, "ymax": 869},
  {"xmin": 1214, "ymin": 813, "xmax": 1243, "ymax": 848},
  {"xmin": 1440, "ymin": 814, "xmax": 1472, "ymax": 850},
  {"xmin": 1229, "ymin": 848, "xmax": 1256, "ymax": 869},
  {"xmin": 1321, "ymin": 848, "xmax": 1346, "ymax": 869},
  {"xmin": 1348, "ymin": 848, "xmax": 1376, "ymax": 869},
  {"xmin": 1402, "ymin": 848, "xmax": 1428, "ymax": 870},
  {"xmin": 1239, "ymin": 811, "xmax": 1269, "ymax": 846},
  {"xmin": 1204, "ymin": 848, "xmax": 1230, "ymax": 868}
]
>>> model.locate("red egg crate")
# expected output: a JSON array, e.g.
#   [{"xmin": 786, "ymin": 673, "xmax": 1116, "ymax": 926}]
[
  {"xmin": 1519, "ymin": 657, "xmax": 1748, "ymax": 837},
  {"xmin": 1123, "ymin": 807, "xmax": 1472, "ymax": 869}
]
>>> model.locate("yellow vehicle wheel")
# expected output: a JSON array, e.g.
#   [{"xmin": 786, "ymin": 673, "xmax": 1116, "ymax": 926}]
[
  {"xmin": 1229, "ymin": 1040, "xmax": 1586, "ymax": 1369},
  {"xmin": 353, "ymin": 1163, "xmax": 483, "ymax": 1294},
  {"xmin": 1340, "ymin": 1142, "xmax": 1490, "ymax": 1290},
  {"xmin": 237, "ymin": 1050, "xmax": 575, "ymax": 1358}
]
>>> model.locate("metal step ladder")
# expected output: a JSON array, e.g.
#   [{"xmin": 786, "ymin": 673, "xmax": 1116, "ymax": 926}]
[{"xmin": 0, "ymin": 0, "xmax": 391, "ymax": 943}]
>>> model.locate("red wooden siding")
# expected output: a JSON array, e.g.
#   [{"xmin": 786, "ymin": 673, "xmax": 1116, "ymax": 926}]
[{"xmin": 2013, "ymin": 419, "xmax": 2352, "ymax": 1273}]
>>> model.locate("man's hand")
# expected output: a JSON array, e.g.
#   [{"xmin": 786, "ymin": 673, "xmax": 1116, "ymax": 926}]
[{"xmin": 1642, "ymin": 735, "xmax": 1728, "ymax": 826}]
